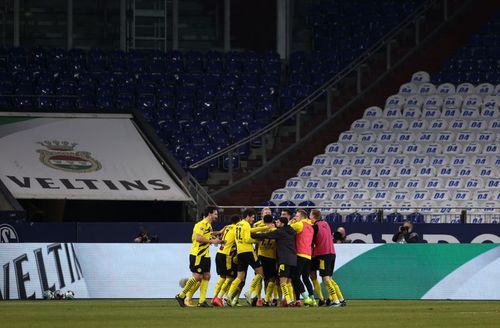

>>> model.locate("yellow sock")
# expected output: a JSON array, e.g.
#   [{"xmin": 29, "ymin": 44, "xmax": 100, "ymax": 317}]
[
  {"xmin": 332, "ymin": 279, "xmax": 344, "ymax": 301},
  {"xmin": 256, "ymin": 279, "xmax": 263, "ymax": 299},
  {"xmin": 249, "ymin": 273, "xmax": 263, "ymax": 297},
  {"xmin": 312, "ymin": 278, "xmax": 324, "ymax": 300},
  {"xmin": 227, "ymin": 277, "xmax": 242, "ymax": 299},
  {"xmin": 287, "ymin": 283, "xmax": 295, "ymax": 301},
  {"xmin": 179, "ymin": 277, "xmax": 197, "ymax": 298},
  {"xmin": 265, "ymin": 281, "xmax": 275, "ymax": 302},
  {"xmin": 199, "ymin": 279, "xmax": 209, "ymax": 303},
  {"xmin": 326, "ymin": 279, "xmax": 339, "ymax": 303},
  {"xmin": 280, "ymin": 282, "xmax": 292, "ymax": 304},
  {"xmin": 233, "ymin": 283, "xmax": 243, "ymax": 302},
  {"xmin": 276, "ymin": 283, "xmax": 282, "ymax": 301},
  {"xmin": 218, "ymin": 277, "xmax": 233, "ymax": 298},
  {"xmin": 186, "ymin": 280, "xmax": 201, "ymax": 299},
  {"xmin": 213, "ymin": 277, "xmax": 225, "ymax": 297}
]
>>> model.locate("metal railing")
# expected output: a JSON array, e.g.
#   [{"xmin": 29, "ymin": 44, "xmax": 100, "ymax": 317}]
[
  {"xmin": 186, "ymin": 172, "xmax": 217, "ymax": 218},
  {"xmin": 189, "ymin": 0, "xmax": 457, "ymax": 185}
]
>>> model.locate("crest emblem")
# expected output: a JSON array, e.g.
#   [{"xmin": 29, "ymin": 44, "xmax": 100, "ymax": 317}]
[{"xmin": 37, "ymin": 140, "xmax": 102, "ymax": 173}]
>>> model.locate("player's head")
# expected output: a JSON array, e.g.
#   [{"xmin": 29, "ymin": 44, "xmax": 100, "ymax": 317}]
[
  {"xmin": 261, "ymin": 207, "xmax": 272, "ymax": 217},
  {"xmin": 309, "ymin": 209, "xmax": 321, "ymax": 222},
  {"xmin": 280, "ymin": 209, "xmax": 293, "ymax": 219},
  {"xmin": 230, "ymin": 215, "xmax": 241, "ymax": 224},
  {"xmin": 275, "ymin": 216, "xmax": 288, "ymax": 227},
  {"xmin": 204, "ymin": 206, "xmax": 218, "ymax": 221},
  {"xmin": 337, "ymin": 227, "xmax": 346, "ymax": 237},
  {"xmin": 402, "ymin": 220, "xmax": 413, "ymax": 231},
  {"xmin": 295, "ymin": 209, "xmax": 308, "ymax": 221},
  {"xmin": 263, "ymin": 214, "xmax": 274, "ymax": 224},
  {"xmin": 242, "ymin": 208, "xmax": 256, "ymax": 224}
]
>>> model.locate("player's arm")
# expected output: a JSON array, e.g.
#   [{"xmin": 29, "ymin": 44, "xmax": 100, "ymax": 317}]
[
  {"xmin": 290, "ymin": 221, "xmax": 304, "ymax": 233},
  {"xmin": 251, "ymin": 225, "xmax": 269, "ymax": 233},
  {"xmin": 242, "ymin": 223, "xmax": 258, "ymax": 244},
  {"xmin": 252, "ymin": 229, "xmax": 281, "ymax": 240},
  {"xmin": 212, "ymin": 225, "xmax": 227, "ymax": 236},
  {"xmin": 195, "ymin": 233, "xmax": 223, "ymax": 245}
]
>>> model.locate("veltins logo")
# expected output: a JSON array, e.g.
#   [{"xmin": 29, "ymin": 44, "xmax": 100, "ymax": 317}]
[
  {"xmin": 0, "ymin": 224, "xmax": 19, "ymax": 243},
  {"xmin": 37, "ymin": 141, "xmax": 102, "ymax": 173}
]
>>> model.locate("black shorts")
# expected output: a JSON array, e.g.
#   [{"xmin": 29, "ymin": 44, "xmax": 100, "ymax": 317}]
[
  {"xmin": 189, "ymin": 254, "xmax": 211, "ymax": 274},
  {"xmin": 237, "ymin": 251, "xmax": 261, "ymax": 272},
  {"xmin": 311, "ymin": 254, "xmax": 335, "ymax": 277},
  {"xmin": 260, "ymin": 256, "xmax": 278, "ymax": 280},
  {"xmin": 216, "ymin": 253, "xmax": 237, "ymax": 277},
  {"xmin": 278, "ymin": 263, "xmax": 293, "ymax": 278}
]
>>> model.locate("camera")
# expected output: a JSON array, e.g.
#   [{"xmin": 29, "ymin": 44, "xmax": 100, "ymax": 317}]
[{"xmin": 400, "ymin": 225, "xmax": 409, "ymax": 232}]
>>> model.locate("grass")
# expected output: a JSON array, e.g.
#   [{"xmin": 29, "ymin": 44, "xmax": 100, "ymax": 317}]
[{"xmin": 1, "ymin": 300, "xmax": 500, "ymax": 328}]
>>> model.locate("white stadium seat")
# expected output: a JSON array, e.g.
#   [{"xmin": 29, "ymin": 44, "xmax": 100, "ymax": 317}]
[
  {"xmin": 462, "ymin": 95, "xmax": 482, "ymax": 110},
  {"xmin": 325, "ymin": 142, "xmax": 345, "ymax": 155},
  {"xmin": 456, "ymin": 130, "xmax": 475, "ymax": 143},
  {"xmin": 351, "ymin": 119, "xmax": 370, "ymax": 130},
  {"xmin": 377, "ymin": 166, "xmax": 397, "ymax": 178},
  {"xmin": 382, "ymin": 107, "xmax": 402, "ymax": 118},
  {"xmin": 330, "ymin": 155, "xmax": 349, "ymax": 166},
  {"xmin": 477, "ymin": 166, "xmax": 496, "ymax": 178},
  {"xmin": 411, "ymin": 189, "xmax": 430, "ymax": 201},
  {"xmin": 372, "ymin": 189, "xmax": 391, "ymax": 202},
  {"xmin": 456, "ymin": 83, "xmax": 475, "ymax": 96},
  {"xmin": 399, "ymin": 82, "xmax": 418, "ymax": 95},
  {"xmin": 366, "ymin": 178, "xmax": 383, "ymax": 190},
  {"xmin": 311, "ymin": 154, "xmax": 331, "ymax": 166},
  {"xmin": 359, "ymin": 132, "xmax": 377, "ymax": 143},
  {"xmin": 416, "ymin": 166, "xmax": 436, "ymax": 177},
  {"xmin": 331, "ymin": 190, "xmax": 351, "ymax": 201},
  {"xmin": 318, "ymin": 200, "xmax": 336, "ymax": 215},
  {"xmin": 403, "ymin": 178, "xmax": 425, "ymax": 191},
  {"xmin": 385, "ymin": 94, "xmax": 406, "ymax": 109},
  {"xmin": 391, "ymin": 119, "xmax": 410, "ymax": 131},
  {"xmin": 452, "ymin": 189, "xmax": 472, "ymax": 201},
  {"xmin": 456, "ymin": 166, "xmax": 477, "ymax": 178},
  {"xmin": 324, "ymin": 178, "xmax": 344, "ymax": 189},
  {"xmin": 403, "ymin": 143, "xmax": 423, "ymax": 155},
  {"xmin": 437, "ymin": 83, "xmax": 456, "ymax": 95},
  {"xmin": 404, "ymin": 95, "xmax": 424, "ymax": 110},
  {"xmin": 482, "ymin": 144, "xmax": 498, "ymax": 155},
  {"xmin": 461, "ymin": 108, "xmax": 480, "ymax": 119},
  {"xmin": 338, "ymin": 166, "xmax": 358, "ymax": 178},
  {"xmin": 462, "ymin": 143, "xmax": 482, "ymax": 155},
  {"xmin": 468, "ymin": 119, "xmax": 487, "ymax": 130},
  {"xmin": 371, "ymin": 119, "xmax": 390, "ymax": 130},
  {"xmin": 423, "ymin": 94, "xmax": 443, "ymax": 111},
  {"xmin": 443, "ymin": 143, "xmax": 463, "ymax": 155},
  {"xmin": 481, "ymin": 96, "xmax": 499, "ymax": 118},
  {"xmin": 464, "ymin": 177, "xmax": 485, "ymax": 189},
  {"xmin": 411, "ymin": 71, "xmax": 430, "ymax": 84},
  {"xmin": 402, "ymin": 107, "xmax": 422, "ymax": 118},
  {"xmin": 424, "ymin": 143, "xmax": 443, "ymax": 155},
  {"xmin": 358, "ymin": 166, "xmax": 377, "ymax": 178},
  {"xmin": 441, "ymin": 107, "xmax": 460, "ymax": 118},
  {"xmin": 409, "ymin": 119, "xmax": 429, "ymax": 130},
  {"xmin": 338, "ymin": 130, "xmax": 357, "ymax": 143},
  {"xmin": 488, "ymin": 119, "xmax": 500, "ymax": 131},
  {"xmin": 352, "ymin": 155, "xmax": 371, "ymax": 167},
  {"xmin": 384, "ymin": 143, "xmax": 403, "ymax": 155},
  {"xmin": 448, "ymin": 119, "xmax": 467, "ymax": 131},
  {"xmin": 363, "ymin": 106, "xmax": 383, "ymax": 118},
  {"xmin": 370, "ymin": 155, "xmax": 391, "ymax": 166},
  {"xmin": 285, "ymin": 177, "xmax": 304, "ymax": 189},
  {"xmin": 475, "ymin": 83, "xmax": 494, "ymax": 97},
  {"xmin": 436, "ymin": 131, "xmax": 455, "ymax": 143},
  {"xmin": 445, "ymin": 177, "xmax": 464, "ymax": 189},
  {"xmin": 417, "ymin": 82, "xmax": 436, "ymax": 95},
  {"xmin": 390, "ymin": 155, "xmax": 409, "ymax": 166},
  {"xmin": 297, "ymin": 165, "xmax": 318, "ymax": 179},
  {"xmin": 351, "ymin": 189, "xmax": 371, "ymax": 202},
  {"xmin": 345, "ymin": 178, "xmax": 365, "ymax": 189},
  {"xmin": 311, "ymin": 189, "xmax": 331, "ymax": 202},
  {"xmin": 430, "ymin": 155, "xmax": 449, "ymax": 166},
  {"xmin": 409, "ymin": 155, "xmax": 429, "ymax": 166},
  {"xmin": 416, "ymin": 131, "xmax": 435, "ymax": 143},
  {"xmin": 305, "ymin": 178, "xmax": 323, "ymax": 190},
  {"xmin": 494, "ymin": 84, "xmax": 500, "ymax": 96},
  {"xmin": 443, "ymin": 94, "xmax": 463, "ymax": 110},
  {"xmin": 436, "ymin": 166, "xmax": 457, "ymax": 177},
  {"xmin": 377, "ymin": 131, "xmax": 396, "ymax": 143},
  {"xmin": 386, "ymin": 178, "xmax": 405, "ymax": 190},
  {"xmin": 485, "ymin": 178, "xmax": 500, "ymax": 189},
  {"xmin": 364, "ymin": 143, "xmax": 383, "ymax": 155},
  {"xmin": 471, "ymin": 155, "xmax": 490, "ymax": 166},
  {"xmin": 429, "ymin": 119, "xmax": 448, "ymax": 131},
  {"xmin": 476, "ymin": 131, "xmax": 495, "ymax": 143},
  {"xmin": 271, "ymin": 188, "xmax": 291, "ymax": 202},
  {"xmin": 473, "ymin": 189, "xmax": 492, "ymax": 202},
  {"xmin": 317, "ymin": 166, "xmax": 338, "ymax": 179},
  {"xmin": 422, "ymin": 108, "xmax": 441, "ymax": 119},
  {"xmin": 344, "ymin": 143, "xmax": 364, "ymax": 155},
  {"xmin": 425, "ymin": 177, "xmax": 444, "ymax": 189},
  {"xmin": 291, "ymin": 189, "xmax": 312, "ymax": 202}
]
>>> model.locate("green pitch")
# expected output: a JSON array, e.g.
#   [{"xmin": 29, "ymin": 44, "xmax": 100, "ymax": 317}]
[{"xmin": 1, "ymin": 300, "xmax": 499, "ymax": 328}]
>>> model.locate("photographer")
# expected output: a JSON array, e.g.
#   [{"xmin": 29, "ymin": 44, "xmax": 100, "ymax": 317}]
[
  {"xmin": 333, "ymin": 227, "xmax": 351, "ymax": 244},
  {"xmin": 392, "ymin": 220, "xmax": 419, "ymax": 243},
  {"xmin": 134, "ymin": 230, "xmax": 150, "ymax": 243}
]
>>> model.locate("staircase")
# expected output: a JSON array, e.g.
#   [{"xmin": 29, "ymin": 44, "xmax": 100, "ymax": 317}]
[{"xmin": 213, "ymin": 0, "xmax": 500, "ymax": 209}]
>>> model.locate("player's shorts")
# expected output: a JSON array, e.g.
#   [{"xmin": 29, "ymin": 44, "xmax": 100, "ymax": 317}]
[
  {"xmin": 216, "ymin": 252, "xmax": 237, "ymax": 277},
  {"xmin": 237, "ymin": 251, "xmax": 261, "ymax": 272},
  {"xmin": 189, "ymin": 254, "xmax": 211, "ymax": 274},
  {"xmin": 311, "ymin": 254, "xmax": 335, "ymax": 277},
  {"xmin": 278, "ymin": 263, "xmax": 293, "ymax": 278},
  {"xmin": 260, "ymin": 256, "xmax": 278, "ymax": 279}
]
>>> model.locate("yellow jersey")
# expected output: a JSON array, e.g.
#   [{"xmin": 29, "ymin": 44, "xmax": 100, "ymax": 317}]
[
  {"xmin": 235, "ymin": 220, "xmax": 257, "ymax": 254},
  {"xmin": 217, "ymin": 224, "xmax": 236, "ymax": 256},
  {"xmin": 189, "ymin": 218, "xmax": 212, "ymax": 258},
  {"xmin": 257, "ymin": 226, "xmax": 277, "ymax": 259}
]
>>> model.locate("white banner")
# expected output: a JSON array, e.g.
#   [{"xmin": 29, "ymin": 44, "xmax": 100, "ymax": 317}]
[{"xmin": 0, "ymin": 117, "xmax": 190, "ymax": 201}]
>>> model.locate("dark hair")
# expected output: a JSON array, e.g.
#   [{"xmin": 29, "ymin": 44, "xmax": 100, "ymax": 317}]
[
  {"xmin": 242, "ymin": 208, "xmax": 256, "ymax": 218},
  {"xmin": 310, "ymin": 209, "xmax": 321, "ymax": 220},
  {"xmin": 230, "ymin": 215, "xmax": 241, "ymax": 224},
  {"xmin": 296, "ymin": 209, "xmax": 308, "ymax": 218},
  {"xmin": 203, "ymin": 206, "xmax": 218, "ymax": 217},
  {"xmin": 263, "ymin": 214, "xmax": 274, "ymax": 223},
  {"xmin": 278, "ymin": 216, "xmax": 289, "ymax": 225},
  {"xmin": 281, "ymin": 209, "xmax": 293, "ymax": 217}
]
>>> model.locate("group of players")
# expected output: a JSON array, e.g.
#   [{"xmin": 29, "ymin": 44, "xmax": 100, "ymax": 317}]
[{"xmin": 175, "ymin": 206, "xmax": 346, "ymax": 308}]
